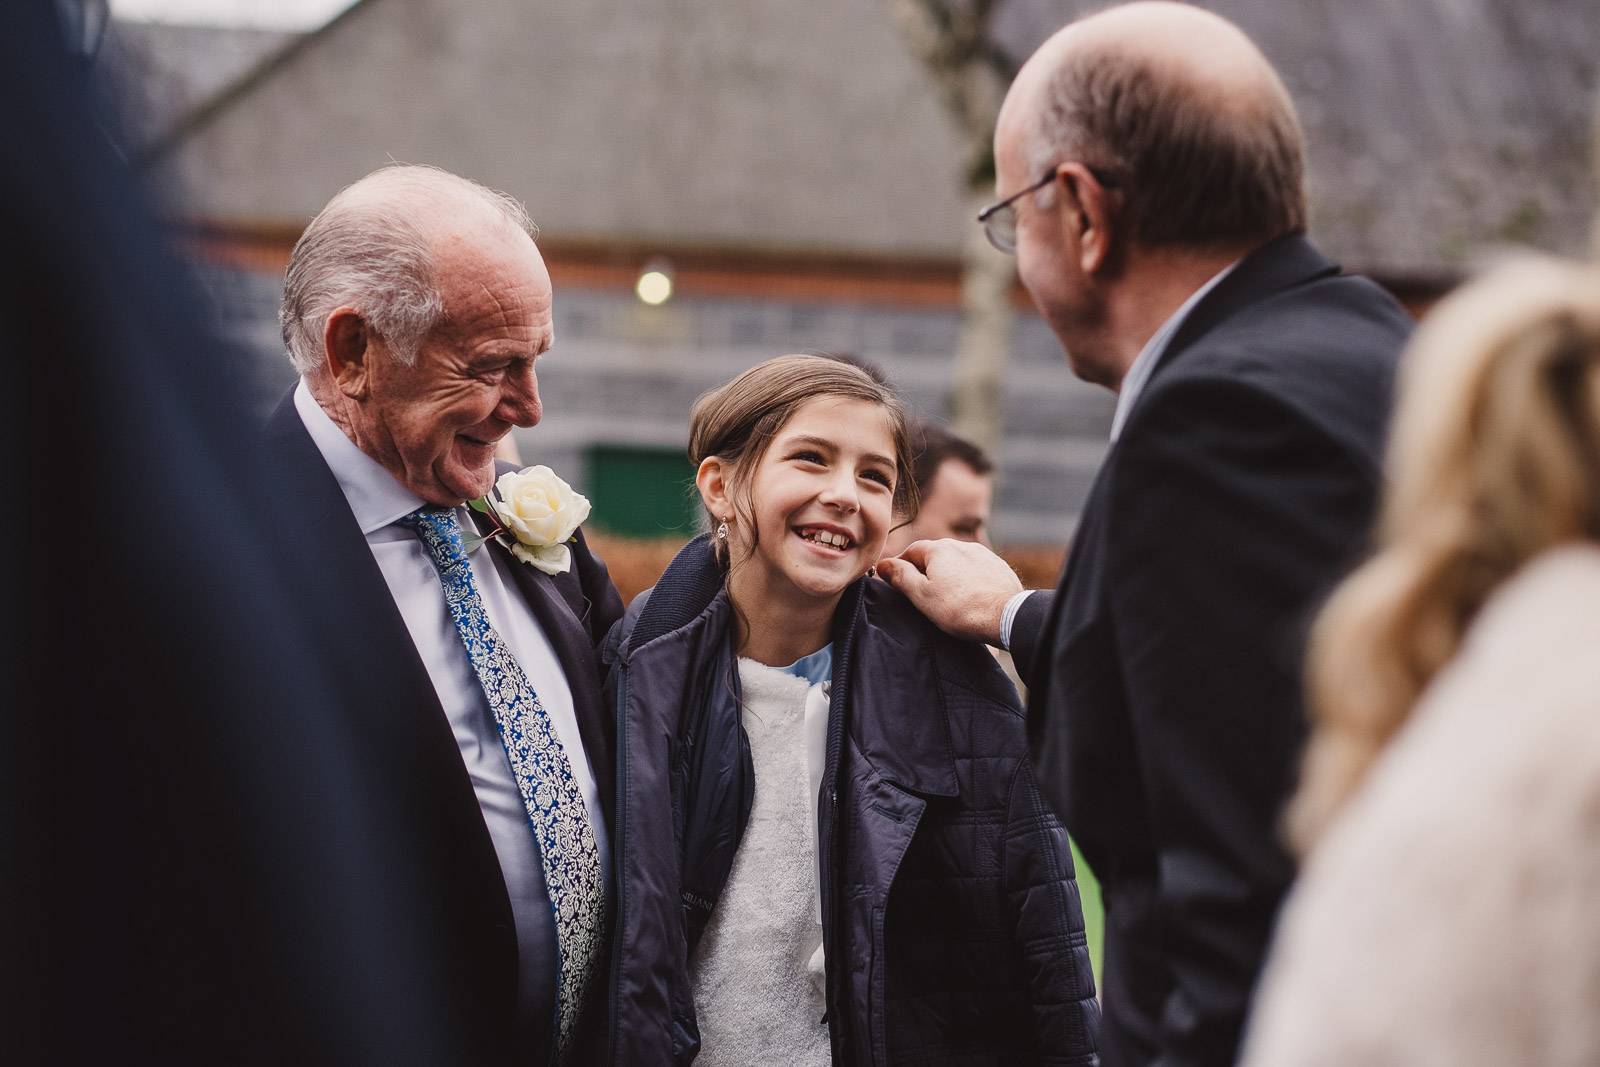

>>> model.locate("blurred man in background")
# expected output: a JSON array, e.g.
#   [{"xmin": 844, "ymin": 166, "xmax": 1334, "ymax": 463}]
[{"xmin": 884, "ymin": 419, "xmax": 994, "ymax": 555}]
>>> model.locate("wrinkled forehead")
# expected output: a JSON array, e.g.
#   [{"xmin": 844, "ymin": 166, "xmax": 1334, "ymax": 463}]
[
  {"xmin": 432, "ymin": 209, "xmax": 550, "ymax": 299},
  {"xmin": 431, "ymin": 212, "xmax": 546, "ymax": 279}
]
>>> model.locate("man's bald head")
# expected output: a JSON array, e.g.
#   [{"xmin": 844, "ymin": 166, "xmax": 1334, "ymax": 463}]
[
  {"xmin": 280, "ymin": 164, "xmax": 538, "ymax": 375},
  {"xmin": 999, "ymin": 1, "xmax": 1306, "ymax": 254}
]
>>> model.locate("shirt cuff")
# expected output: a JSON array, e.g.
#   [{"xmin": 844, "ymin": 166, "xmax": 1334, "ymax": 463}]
[{"xmin": 999, "ymin": 590, "xmax": 1036, "ymax": 652}]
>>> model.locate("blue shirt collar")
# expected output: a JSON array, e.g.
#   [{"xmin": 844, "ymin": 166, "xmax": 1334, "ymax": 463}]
[{"xmin": 778, "ymin": 643, "xmax": 833, "ymax": 686}]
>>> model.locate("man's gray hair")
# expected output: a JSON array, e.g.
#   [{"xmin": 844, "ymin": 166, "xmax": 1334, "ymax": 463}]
[
  {"xmin": 1024, "ymin": 47, "xmax": 1307, "ymax": 252},
  {"xmin": 279, "ymin": 164, "xmax": 538, "ymax": 375}
]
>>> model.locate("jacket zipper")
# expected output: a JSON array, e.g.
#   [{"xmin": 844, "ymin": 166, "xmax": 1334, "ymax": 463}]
[{"xmin": 605, "ymin": 664, "xmax": 629, "ymax": 1064}]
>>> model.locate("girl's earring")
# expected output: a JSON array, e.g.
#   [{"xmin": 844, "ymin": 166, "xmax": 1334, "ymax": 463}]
[
  {"xmin": 716, "ymin": 518, "xmax": 729, "ymax": 541},
  {"xmin": 867, "ymin": 564, "xmax": 878, "ymax": 580}
]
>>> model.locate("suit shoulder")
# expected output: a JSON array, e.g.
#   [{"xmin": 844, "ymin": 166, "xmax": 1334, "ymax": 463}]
[
  {"xmin": 1140, "ymin": 278, "xmax": 1410, "ymax": 465},
  {"xmin": 566, "ymin": 525, "xmax": 626, "ymax": 636},
  {"xmin": 1171, "ymin": 276, "xmax": 1408, "ymax": 382}
]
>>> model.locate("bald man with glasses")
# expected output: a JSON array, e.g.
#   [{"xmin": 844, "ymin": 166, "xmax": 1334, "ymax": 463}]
[{"xmin": 880, "ymin": 6, "xmax": 1414, "ymax": 1065}]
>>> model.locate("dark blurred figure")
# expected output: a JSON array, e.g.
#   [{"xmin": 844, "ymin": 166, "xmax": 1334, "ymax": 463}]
[
  {"xmin": 884, "ymin": 420, "xmax": 994, "ymax": 555},
  {"xmin": 1, "ymin": 3, "xmax": 489, "ymax": 1062}
]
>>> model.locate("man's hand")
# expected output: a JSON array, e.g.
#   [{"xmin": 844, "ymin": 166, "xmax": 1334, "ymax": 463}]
[{"xmin": 877, "ymin": 539, "xmax": 1024, "ymax": 647}]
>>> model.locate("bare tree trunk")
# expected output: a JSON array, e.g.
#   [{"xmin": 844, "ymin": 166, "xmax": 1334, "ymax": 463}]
[
  {"xmin": 950, "ymin": 192, "xmax": 1016, "ymax": 454},
  {"xmin": 882, "ymin": 0, "xmax": 1017, "ymax": 455}
]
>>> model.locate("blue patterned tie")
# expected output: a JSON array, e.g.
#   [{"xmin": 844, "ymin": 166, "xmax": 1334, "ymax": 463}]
[{"xmin": 399, "ymin": 506, "xmax": 604, "ymax": 1064}]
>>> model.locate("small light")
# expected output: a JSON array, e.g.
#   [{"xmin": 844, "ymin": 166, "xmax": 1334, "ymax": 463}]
[{"xmin": 636, "ymin": 269, "xmax": 673, "ymax": 306}]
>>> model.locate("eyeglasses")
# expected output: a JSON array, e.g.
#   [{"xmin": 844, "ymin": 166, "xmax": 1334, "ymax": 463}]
[{"xmin": 977, "ymin": 167, "xmax": 1121, "ymax": 254}]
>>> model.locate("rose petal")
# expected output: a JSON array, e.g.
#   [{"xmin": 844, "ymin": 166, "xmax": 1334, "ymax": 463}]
[
  {"xmin": 511, "ymin": 540, "xmax": 571, "ymax": 575},
  {"xmin": 493, "ymin": 466, "xmax": 590, "ymax": 560}
]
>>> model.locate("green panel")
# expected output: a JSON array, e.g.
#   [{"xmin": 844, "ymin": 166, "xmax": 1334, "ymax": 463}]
[
  {"xmin": 587, "ymin": 445, "xmax": 699, "ymax": 537},
  {"xmin": 1069, "ymin": 836, "xmax": 1105, "ymax": 988}
]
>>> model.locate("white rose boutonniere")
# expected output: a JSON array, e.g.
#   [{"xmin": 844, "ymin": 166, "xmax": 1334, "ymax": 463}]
[{"xmin": 466, "ymin": 465, "xmax": 592, "ymax": 575}]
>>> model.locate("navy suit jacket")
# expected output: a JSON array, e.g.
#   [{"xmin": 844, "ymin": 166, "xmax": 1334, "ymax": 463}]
[
  {"xmin": 263, "ymin": 392, "xmax": 625, "ymax": 1064},
  {"xmin": 1010, "ymin": 236, "xmax": 1412, "ymax": 1067}
]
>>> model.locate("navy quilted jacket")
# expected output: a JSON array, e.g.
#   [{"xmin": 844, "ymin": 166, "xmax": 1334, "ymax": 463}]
[{"xmin": 600, "ymin": 536, "xmax": 1100, "ymax": 1065}]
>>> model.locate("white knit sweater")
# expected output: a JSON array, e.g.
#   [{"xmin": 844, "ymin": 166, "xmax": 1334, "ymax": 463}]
[{"xmin": 688, "ymin": 659, "xmax": 830, "ymax": 1066}]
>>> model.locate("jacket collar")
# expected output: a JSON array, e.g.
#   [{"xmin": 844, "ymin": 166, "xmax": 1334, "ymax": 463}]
[
  {"xmin": 836, "ymin": 580, "xmax": 960, "ymax": 798},
  {"xmin": 1152, "ymin": 233, "xmax": 1340, "ymax": 382},
  {"xmin": 630, "ymin": 535, "xmax": 961, "ymax": 796},
  {"xmin": 629, "ymin": 534, "xmax": 730, "ymax": 653}
]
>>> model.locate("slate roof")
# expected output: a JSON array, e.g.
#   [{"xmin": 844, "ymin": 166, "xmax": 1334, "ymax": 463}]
[
  {"xmin": 96, "ymin": 18, "xmax": 301, "ymax": 158},
  {"xmin": 120, "ymin": 0, "xmax": 1598, "ymax": 278},
  {"xmin": 993, "ymin": 0, "xmax": 1599, "ymax": 278}
]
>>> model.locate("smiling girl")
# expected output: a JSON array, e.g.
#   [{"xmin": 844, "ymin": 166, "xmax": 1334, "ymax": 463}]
[{"xmin": 602, "ymin": 355, "xmax": 1099, "ymax": 1066}]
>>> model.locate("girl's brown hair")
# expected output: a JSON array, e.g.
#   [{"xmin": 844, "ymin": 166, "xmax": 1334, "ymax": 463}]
[
  {"xmin": 1290, "ymin": 257, "xmax": 1600, "ymax": 853},
  {"xmin": 688, "ymin": 354, "xmax": 920, "ymax": 571}
]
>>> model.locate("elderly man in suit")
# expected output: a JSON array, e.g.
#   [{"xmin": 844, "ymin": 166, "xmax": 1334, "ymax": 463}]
[
  {"xmin": 878, "ymin": 5, "xmax": 1413, "ymax": 1065},
  {"xmin": 266, "ymin": 164, "xmax": 623, "ymax": 1066}
]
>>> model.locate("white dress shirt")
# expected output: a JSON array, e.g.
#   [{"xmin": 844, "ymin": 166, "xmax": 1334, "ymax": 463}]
[
  {"xmin": 294, "ymin": 381, "xmax": 609, "ymax": 1045},
  {"xmin": 1001, "ymin": 261, "xmax": 1238, "ymax": 650}
]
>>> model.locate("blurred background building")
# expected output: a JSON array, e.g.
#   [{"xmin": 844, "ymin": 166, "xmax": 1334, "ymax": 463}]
[{"xmin": 100, "ymin": 0, "xmax": 1598, "ymax": 560}]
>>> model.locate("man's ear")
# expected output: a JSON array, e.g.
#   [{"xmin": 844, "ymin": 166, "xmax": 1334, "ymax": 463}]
[
  {"xmin": 696, "ymin": 456, "xmax": 733, "ymax": 525},
  {"xmin": 323, "ymin": 307, "xmax": 372, "ymax": 399},
  {"xmin": 1055, "ymin": 162, "xmax": 1118, "ymax": 277}
]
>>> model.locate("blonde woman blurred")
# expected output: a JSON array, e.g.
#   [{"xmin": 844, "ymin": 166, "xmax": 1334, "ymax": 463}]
[{"xmin": 1241, "ymin": 257, "xmax": 1600, "ymax": 1067}]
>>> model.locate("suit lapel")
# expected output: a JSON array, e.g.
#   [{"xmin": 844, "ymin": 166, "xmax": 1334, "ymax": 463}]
[
  {"xmin": 265, "ymin": 394, "xmax": 517, "ymax": 927},
  {"xmin": 265, "ymin": 394, "xmax": 439, "ymax": 722},
  {"xmin": 1153, "ymin": 233, "xmax": 1339, "ymax": 383},
  {"xmin": 471, "ymin": 511, "xmax": 616, "ymax": 829}
]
